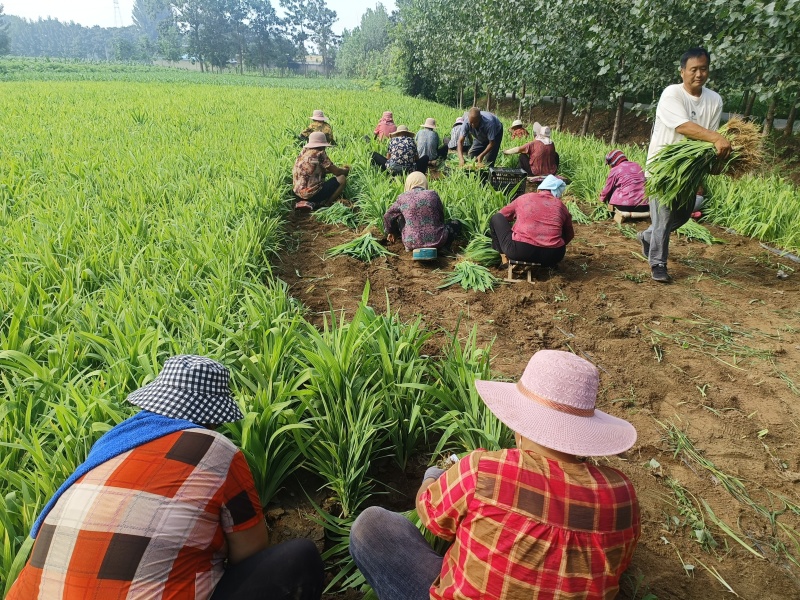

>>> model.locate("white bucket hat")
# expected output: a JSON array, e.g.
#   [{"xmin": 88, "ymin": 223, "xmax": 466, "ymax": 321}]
[
  {"xmin": 511, "ymin": 119, "xmax": 524, "ymax": 128},
  {"xmin": 304, "ymin": 131, "xmax": 332, "ymax": 149},
  {"xmin": 421, "ymin": 117, "xmax": 437, "ymax": 129},
  {"xmin": 475, "ymin": 350, "xmax": 637, "ymax": 456}
]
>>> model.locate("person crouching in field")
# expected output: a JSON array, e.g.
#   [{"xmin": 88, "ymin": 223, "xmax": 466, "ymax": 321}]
[
  {"xmin": 374, "ymin": 110, "xmax": 397, "ymax": 140},
  {"xmin": 415, "ymin": 118, "xmax": 448, "ymax": 167},
  {"xmin": 7, "ymin": 355, "xmax": 324, "ymax": 600},
  {"xmin": 293, "ymin": 131, "xmax": 350, "ymax": 212},
  {"xmin": 371, "ymin": 125, "xmax": 429, "ymax": 175},
  {"xmin": 447, "ymin": 116, "xmax": 471, "ymax": 153},
  {"xmin": 503, "ymin": 121, "xmax": 559, "ymax": 176},
  {"xmin": 489, "ymin": 174, "xmax": 574, "ymax": 268},
  {"xmin": 383, "ymin": 172, "xmax": 461, "ymax": 251},
  {"xmin": 509, "ymin": 119, "xmax": 530, "ymax": 139},
  {"xmin": 299, "ymin": 109, "xmax": 335, "ymax": 145},
  {"xmin": 349, "ymin": 349, "xmax": 641, "ymax": 600},
  {"xmin": 599, "ymin": 149, "xmax": 650, "ymax": 224}
]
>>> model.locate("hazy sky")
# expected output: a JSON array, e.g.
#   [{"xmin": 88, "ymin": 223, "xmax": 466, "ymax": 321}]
[{"xmin": 1, "ymin": 0, "xmax": 395, "ymax": 34}]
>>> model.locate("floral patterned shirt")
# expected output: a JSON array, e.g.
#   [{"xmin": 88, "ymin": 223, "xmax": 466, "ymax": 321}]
[
  {"xmin": 293, "ymin": 148, "xmax": 334, "ymax": 199},
  {"xmin": 387, "ymin": 136, "xmax": 418, "ymax": 171},
  {"xmin": 383, "ymin": 189, "xmax": 450, "ymax": 250}
]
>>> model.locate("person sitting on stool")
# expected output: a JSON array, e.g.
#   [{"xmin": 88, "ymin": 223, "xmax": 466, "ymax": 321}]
[
  {"xmin": 599, "ymin": 149, "xmax": 649, "ymax": 224},
  {"xmin": 489, "ymin": 174, "xmax": 573, "ymax": 268},
  {"xmin": 371, "ymin": 125, "xmax": 429, "ymax": 175},
  {"xmin": 383, "ymin": 172, "xmax": 461, "ymax": 251}
]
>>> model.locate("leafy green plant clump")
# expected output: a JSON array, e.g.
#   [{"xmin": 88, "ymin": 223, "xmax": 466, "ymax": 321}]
[
  {"xmin": 326, "ymin": 233, "xmax": 396, "ymax": 262},
  {"xmin": 439, "ymin": 260, "xmax": 500, "ymax": 292}
]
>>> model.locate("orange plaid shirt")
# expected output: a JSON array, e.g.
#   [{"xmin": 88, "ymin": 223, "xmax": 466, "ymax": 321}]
[
  {"xmin": 417, "ymin": 449, "xmax": 640, "ymax": 599},
  {"xmin": 8, "ymin": 429, "xmax": 264, "ymax": 600}
]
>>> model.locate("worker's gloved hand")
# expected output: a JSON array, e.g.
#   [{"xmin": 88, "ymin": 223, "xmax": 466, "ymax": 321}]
[{"xmin": 423, "ymin": 467, "xmax": 446, "ymax": 483}]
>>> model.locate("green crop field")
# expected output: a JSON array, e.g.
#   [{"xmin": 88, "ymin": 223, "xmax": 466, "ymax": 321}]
[{"xmin": 1, "ymin": 61, "xmax": 799, "ymax": 595}]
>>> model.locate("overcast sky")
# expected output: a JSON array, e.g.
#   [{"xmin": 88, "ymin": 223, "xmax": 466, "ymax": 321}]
[{"xmin": 1, "ymin": 0, "xmax": 395, "ymax": 34}]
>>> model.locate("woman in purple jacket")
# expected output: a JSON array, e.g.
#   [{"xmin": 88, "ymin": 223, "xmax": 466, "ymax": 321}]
[{"xmin": 599, "ymin": 150, "xmax": 649, "ymax": 224}]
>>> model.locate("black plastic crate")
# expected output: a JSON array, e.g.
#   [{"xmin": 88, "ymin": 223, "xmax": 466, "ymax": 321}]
[{"xmin": 488, "ymin": 167, "xmax": 527, "ymax": 197}]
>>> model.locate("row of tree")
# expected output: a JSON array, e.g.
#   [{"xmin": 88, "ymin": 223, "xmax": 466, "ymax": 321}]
[
  {"xmin": 0, "ymin": 0, "xmax": 341, "ymax": 73},
  {"xmin": 336, "ymin": 0, "xmax": 798, "ymax": 140}
]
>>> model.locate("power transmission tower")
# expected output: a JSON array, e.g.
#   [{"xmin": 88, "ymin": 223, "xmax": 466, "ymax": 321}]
[{"xmin": 113, "ymin": 0, "xmax": 123, "ymax": 28}]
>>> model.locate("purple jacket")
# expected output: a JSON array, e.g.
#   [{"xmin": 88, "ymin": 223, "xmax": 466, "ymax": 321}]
[{"xmin": 599, "ymin": 161, "xmax": 647, "ymax": 208}]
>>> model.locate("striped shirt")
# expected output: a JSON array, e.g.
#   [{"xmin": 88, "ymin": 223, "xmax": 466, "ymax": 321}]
[
  {"xmin": 8, "ymin": 429, "xmax": 264, "ymax": 600},
  {"xmin": 417, "ymin": 449, "xmax": 640, "ymax": 600}
]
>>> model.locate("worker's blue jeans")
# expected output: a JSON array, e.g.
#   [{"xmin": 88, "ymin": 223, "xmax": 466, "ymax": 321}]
[{"xmin": 349, "ymin": 506, "xmax": 444, "ymax": 600}]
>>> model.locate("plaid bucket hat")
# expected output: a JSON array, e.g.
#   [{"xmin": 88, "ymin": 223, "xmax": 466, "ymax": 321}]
[{"xmin": 127, "ymin": 355, "xmax": 244, "ymax": 424}]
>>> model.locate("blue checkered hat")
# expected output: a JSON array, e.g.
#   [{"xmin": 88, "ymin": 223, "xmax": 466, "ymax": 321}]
[{"xmin": 127, "ymin": 355, "xmax": 244, "ymax": 424}]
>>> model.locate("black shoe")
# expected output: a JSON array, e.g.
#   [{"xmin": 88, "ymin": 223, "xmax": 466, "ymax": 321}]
[
  {"xmin": 651, "ymin": 264, "xmax": 670, "ymax": 282},
  {"xmin": 637, "ymin": 232, "xmax": 650, "ymax": 257}
]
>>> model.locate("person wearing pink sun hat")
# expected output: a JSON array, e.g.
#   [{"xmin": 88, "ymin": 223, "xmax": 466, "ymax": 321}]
[{"xmin": 350, "ymin": 349, "xmax": 640, "ymax": 600}]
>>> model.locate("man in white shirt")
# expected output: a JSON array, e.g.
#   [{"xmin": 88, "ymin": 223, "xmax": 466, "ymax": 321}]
[{"xmin": 638, "ymin": 48, "xmax": 732, "ymax": 282}]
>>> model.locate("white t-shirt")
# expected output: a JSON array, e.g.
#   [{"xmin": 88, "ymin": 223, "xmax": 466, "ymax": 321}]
[{"xmin": 646, "ymin": 84, "xmax": 723, "ymax": 167}]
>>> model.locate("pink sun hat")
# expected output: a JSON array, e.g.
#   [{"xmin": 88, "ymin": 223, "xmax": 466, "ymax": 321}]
[
  {"xmin": 310, "ymin": 109, "xmax": 329, "ymax": 122},
  {"xmin": 474, "ymin": 350, "xmax": 637, "ymax": 456}
]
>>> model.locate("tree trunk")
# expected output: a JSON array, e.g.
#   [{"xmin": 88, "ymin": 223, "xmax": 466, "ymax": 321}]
[
  {"xmin": 784, "ymin": 98, "xmax": 797, "ymax": 137},
  {"xmin": 762, "ymin": 98, "xmax": 777, "ymax": 136},
  {"xmin": 611, "ymin": 94, "xmax": 625, "ymax": 145},
  {"xmin": 511, "ymin": 90, "xmax": 516, "ymax": 101},
  {"xmin": 739, "ymin": 90, "xmax": 750, "ymax": 114},
  {"xmin": 580, "ymin": 100, "xmax": 594, "ymax": 136},
  {"xmin": 459, "ymin": 86, "xmax": 463, "ymax": 110},
  {"xmin": 486, "ymin": 92, "xmax": 491, "ymax": 112},
  {"xmin": 518, "ymin": 82, "xmax": 526, "ymax": 118},
  {"xmin": 473, "ymin": 82, "xmax": 478, "ymax": 108},
  {"xmin": 557, "ymin": 96, "xmax": 568, "ymax": 131},
  {"xmin": 744, "ymin": 91, "xmax": 756, "ymax": 118}
]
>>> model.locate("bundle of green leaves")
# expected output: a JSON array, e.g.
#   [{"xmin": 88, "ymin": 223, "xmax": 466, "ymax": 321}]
[
  {"xmin": 439, "ymin": 260, "xmax": 500, "ymax": 292},
  {"xmin": 646, "ymin": 117, "xmax": 763, "ymax": 211},
  {"xmin": 326, "ymin": 233, "xmax": 395, "ymax": 262}
]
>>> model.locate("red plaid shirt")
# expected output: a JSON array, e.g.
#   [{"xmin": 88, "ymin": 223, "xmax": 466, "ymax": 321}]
[
  {"xmin": 8, "ymin": 429, "xmax": 264, "ymax": 600},
  {"xmin": 417, "ymin": 449, "xmax": 640, "ymax": 600}
]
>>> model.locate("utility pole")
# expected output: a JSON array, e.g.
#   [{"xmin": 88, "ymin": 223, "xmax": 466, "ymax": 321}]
[{"xmin": 113, "ymin": 0, "xmax": 123, "ymax": 28}]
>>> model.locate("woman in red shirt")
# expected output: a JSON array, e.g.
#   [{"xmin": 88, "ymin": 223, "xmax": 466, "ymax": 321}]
[{"xmin": 488, "ymin": 174, "xmax": 574, "ymax": 267}]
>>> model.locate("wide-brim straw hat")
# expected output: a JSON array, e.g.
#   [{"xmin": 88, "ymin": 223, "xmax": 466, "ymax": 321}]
[
  {"xmin": 127, "ymin": 355, "xmax": 244, "ymax": 424},
  {"xmin": 305, "ymin": 131, "xmax": 332, "ymax": 149},
  {"xmin": 310, "ymin": 109, "xmax": 329, "ymax": 122},
  {"xmin": 511, "ymin": 119, "xmax": 524, "ymax": 128},
  {"xmin": 390, "ymin": 125, "xmax": 414, "ymax": 137},
  {"xmin": 474, "ymin": 350, "xmax": 637, "ymax": 456},
  {"xmin": 421, "ymin": 117, "xmax": 437, "ymax": 129}
]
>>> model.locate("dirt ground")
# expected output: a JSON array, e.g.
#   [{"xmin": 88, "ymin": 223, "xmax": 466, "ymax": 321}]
[{"xmin": 268, "ymin": 197, "xmax": 800, "ymax": 600}]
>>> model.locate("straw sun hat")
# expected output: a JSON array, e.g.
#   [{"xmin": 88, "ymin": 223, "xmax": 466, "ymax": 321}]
[
  {"xmin": 127, "ymin": 355, "xmax": 244, "ymax": 424},
  {"xmin": 304, "ymin": 131, "xmax": 332, "ymax": 149},
  {"xmin": 420, "ymin": 117, "xmax": 437, "ymax": 129},
  {"xmin": 390, "ymin": 125, "xmax": 414, "ymax": 137},
  {"xmin": 475, "ymin": 350, "xmax": 637, "ymax": 456}
]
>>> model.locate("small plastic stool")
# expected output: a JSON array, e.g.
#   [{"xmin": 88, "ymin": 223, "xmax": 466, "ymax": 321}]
[{"xmin": 413, "ymin": 248, "xmax": 438, "ymax": 261}]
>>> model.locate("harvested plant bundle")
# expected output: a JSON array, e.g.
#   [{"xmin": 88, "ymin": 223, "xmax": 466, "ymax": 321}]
[
  {"xmin": 461, "ymin": 234, "xmax": 500, "ymax": 266},
  {"xmin": 646, "ymin": 117, "xmax": 763, "ymax": 210},
  {"xmin": 566, "ymin": 200, "xmax": 593, "ymax": 225},
  {"xmin": 326, "ymin": 233, "xmax": 395, "ymax": 262},
  {"xmin": 676, "ymin": 219, "xmax": 723, "ymax": 245},
  {"xmin": 439, "ymin": 260, "xmax": 500, "ymax": 292},
  {"xmin": 314, "ymin": 202, "xmax": 359, "ymax": 228}
]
